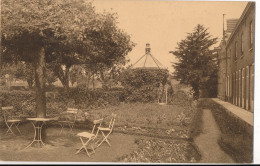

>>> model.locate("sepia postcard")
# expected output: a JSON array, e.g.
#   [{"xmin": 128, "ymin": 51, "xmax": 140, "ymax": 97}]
[{"xmin": 0, "ymin": 0, "xmax": 258, "ymax": 164}]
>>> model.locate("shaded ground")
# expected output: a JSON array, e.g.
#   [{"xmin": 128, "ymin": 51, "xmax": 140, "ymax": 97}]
[
  {"xmin": 0, "ymin": 121, "xmax": 199, "ymax": 163},
  {"xmin": 0, "ymin": 124, "xmax": 137, "ymax": 162},
  {"xmin": 194, "ymin": 109, "xmax": 234, "ymax": 163},
  {"xmin": 199, "ymin": 98, "xmax": 253, "ymax": 163}
]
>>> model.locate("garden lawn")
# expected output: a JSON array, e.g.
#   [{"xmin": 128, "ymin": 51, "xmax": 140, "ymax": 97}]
[{"xmin": 87, "ymin": 102, "xmax": 193, "ymax": 131}]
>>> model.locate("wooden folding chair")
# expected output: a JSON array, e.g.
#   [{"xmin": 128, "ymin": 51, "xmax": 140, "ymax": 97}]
[
  {"xmin": 75, "ymin": 118, "xmax": 103, "ymax": 157},
  {"xmin": 58, "ymin": 108, "xmax": 78, "ymax": 134},
  {"xmin": 1, "ymin": 106, "xmax": 22, "ymax": 135},
  {"xmin": 95, "ymin": 113, "xmax": 116, "ymax": 147}
]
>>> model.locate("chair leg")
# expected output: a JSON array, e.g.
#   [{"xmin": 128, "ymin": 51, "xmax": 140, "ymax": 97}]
[
  {"xmin": 97, "ymin": 131, "xmax": 111, "ymax": 147},
  {"xmin": 68, "ymin": 123, "xmax": 74, "ymax": 132},
  {"xmin": 76, "ymin": 137, "xmax": 91, "ymax": 156},
  {"xmin": 15, "ymin": 122, "xmax": 22, "ymax": 135},
  {"xmin": 6, "ymin": 123, "xmax": 15, "ymax": 135},
  {"xmin": 59, "ymin": 123, "xmax": 64, "ymax": 135}
]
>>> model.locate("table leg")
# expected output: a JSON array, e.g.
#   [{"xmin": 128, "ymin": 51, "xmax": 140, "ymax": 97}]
[
  {"xmin": 24, "ymin": 121, "xmax": 46, "ymax": 149},
  {"xmin": 39, "ymin": 122, "xmax": 46, "ymax": 146}
]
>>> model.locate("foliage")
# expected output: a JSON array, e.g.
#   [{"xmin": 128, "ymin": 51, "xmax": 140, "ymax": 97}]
[
  {"xmin": 87, "ymin": 101, "xmax": 193, "ymax": 130},
  {"xmin": 117, "ymin": 138, "xmax": 199, "ymax": 163},
  {"xmin": 170, "ymin": 24, "xmax": 218, "ymax": 99},
  {"xmin": 15, "ymin": 62, "xmax": 35, "ymax": 88},
  {"xmin": 1, "ymin": 0, "xmax": 134, "ymax": 116},
  {"xmin": 1, "ymin": 0, "xmax": 100, "ymax": 117},
  {"xmin": 69, "ymin": 65, "xmax": 85, "ymax": 86},
  {"xmin": 83, "ymin": 12, "xmax": 135, "ymax": 90},
  {"xmin": 120, "ymin": 68, "xmax": 169, "ymax": 102},
  {"xmin": 0, "ymin": 88, "xmax": 123, "ymax": 120}
]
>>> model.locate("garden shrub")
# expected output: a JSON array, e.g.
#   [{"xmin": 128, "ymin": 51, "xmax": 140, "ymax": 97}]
[
  {"xmin": 0, "ymin": 87, "xmax": 123, "ymax": 119},
  {"xmin": 120, "ymin": 68, "xmax": 169, "ymax": 102},
  {"xmin": 0, "ymin": 90, "xmax": 36, "ymax": 117},
  {"xmin": 57, "ymin": 87, "xmax": 123, "ymax": 108}
]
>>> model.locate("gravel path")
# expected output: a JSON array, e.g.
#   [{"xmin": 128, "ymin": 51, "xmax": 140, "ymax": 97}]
[{"xmin": 194, "ymin": 109, "xmax": 235, "ymax": 163}]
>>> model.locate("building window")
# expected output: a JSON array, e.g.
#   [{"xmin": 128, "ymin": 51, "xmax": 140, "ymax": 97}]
[
  {"xmin": 241, "ymin": 33, "xmax": 244, "ymax": 55},
  {"xmin": 235, "ymin": 42, "xmax": 238, "ymax": 60},
  {"xmin": 250, "ymin": 21, "xmax": 253, "ymax": 48}
]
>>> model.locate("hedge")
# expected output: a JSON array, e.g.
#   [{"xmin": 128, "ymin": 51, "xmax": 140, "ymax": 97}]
[
  {"xmin": 0, "ymin": 88, "xmax": 123, "ymax": 119},
  {"xmin": 120, "ymin": 68, "xmax": 169, "ymax": 102}
]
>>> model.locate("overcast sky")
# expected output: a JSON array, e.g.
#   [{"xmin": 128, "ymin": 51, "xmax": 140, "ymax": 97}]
[{"xmin": 92, "ymin": 0, "xmax": 247, "ymax": 72}]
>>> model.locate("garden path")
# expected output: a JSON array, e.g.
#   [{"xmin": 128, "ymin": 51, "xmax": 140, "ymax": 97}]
[{"xmin": 194, "ymin": 109, "xmax": 235, "ymax": 163}]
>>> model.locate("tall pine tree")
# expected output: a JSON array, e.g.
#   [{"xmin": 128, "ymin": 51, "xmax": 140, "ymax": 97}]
[{"xmin": 170, "ymin": 24, "xmax": 218, "ymax": 100}]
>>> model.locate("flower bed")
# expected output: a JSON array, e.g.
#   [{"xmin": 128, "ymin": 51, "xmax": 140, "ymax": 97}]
[{"xmin": 116, "ymin": 138, "xmax": 200, "ymax": 163}]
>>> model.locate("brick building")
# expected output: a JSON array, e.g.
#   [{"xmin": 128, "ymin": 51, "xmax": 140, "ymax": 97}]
[{"xmin": 217, "ymin": 2, "xmax": 255, "ymax": 112}]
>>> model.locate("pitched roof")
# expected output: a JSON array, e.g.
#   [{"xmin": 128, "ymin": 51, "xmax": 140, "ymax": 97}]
[
  {"xmin": 131, "ymin": 43, "xmax": 166, "ymax": 69},
  {"xmin": 226, "ymin": 18, "xmax": 239, "ymax": 33}
]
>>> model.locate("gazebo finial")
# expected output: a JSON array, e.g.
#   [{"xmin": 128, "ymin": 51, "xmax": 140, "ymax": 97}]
[{"xmin": 145, "ymin": 43, "xmax": 151, "ymax": 54}]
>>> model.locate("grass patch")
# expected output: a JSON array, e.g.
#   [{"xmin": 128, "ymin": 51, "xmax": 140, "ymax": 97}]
[
  {"xmin": 202, "ymin": 98, "xmax": 253, "ymax": 163},
  {"xmin": 87, "ymin": 102, "xmax": 193, "ymax": 131}
]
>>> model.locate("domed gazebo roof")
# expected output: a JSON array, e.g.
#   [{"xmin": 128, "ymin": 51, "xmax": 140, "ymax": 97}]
[{"xmin": 131, "ymin": 43, "xmax": 167, "ymax": 70}]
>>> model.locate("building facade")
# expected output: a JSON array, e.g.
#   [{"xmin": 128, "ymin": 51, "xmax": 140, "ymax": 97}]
[{"xmin": 217, "ymin": 2, "xmax": 255, "ymax": 112}]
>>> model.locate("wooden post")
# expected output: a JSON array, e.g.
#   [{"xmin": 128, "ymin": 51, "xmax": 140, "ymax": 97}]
[{"xmin": 166, "ymin": 86, "xmax": 168, "ymax": 104}]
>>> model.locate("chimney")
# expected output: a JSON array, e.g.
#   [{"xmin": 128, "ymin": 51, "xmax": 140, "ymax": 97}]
[{"xmin": 145, "ymin": 43, "xmax": 151, "ymax": 54}]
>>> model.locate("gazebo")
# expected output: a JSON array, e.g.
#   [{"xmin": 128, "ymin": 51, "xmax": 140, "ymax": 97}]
[
  {"xmin": 131, "ymin": 43, "xmax": 166, "ymax": 70},
  {"xmin": 130, "ymin": 43, "xmax": 169, "ymax": 104}
]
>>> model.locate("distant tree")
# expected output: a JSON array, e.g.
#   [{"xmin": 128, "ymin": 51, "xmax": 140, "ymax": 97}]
[
  {"xmin": 50, "ymin": 11, "xmax": 135, "ymax": 91},
  {"xmin": 15, "ymin": 62, "xmax": 35, "ymax": 88},
  {"xmin": 170, "ymin": 24, "xmax": 218, "ymax": 100},
  {"xmin": 70, "ymin": 65, "xmax": 85, "ymax": 87}
]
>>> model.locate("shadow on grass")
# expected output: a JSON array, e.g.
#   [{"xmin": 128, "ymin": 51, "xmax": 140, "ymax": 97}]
[
  {"xmin": 186, "ymin": 99, "xmax": 206, "ymax": 162},
  {"xmin": 200, "ymin": 98, "xmax": 253, "ymax": 163},
  {"xmin": 189, "ymin": 102, "xmax": 203, "ymax": 139}
]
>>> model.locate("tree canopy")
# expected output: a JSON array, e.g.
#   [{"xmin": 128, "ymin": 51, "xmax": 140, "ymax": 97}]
[
  {"xmin": 1, "ymin": 0, "xmax": 135, "ymax": 117},
  {"xmin": 170, "ymin": 24, "xmax": 218, "ymax": 100}
]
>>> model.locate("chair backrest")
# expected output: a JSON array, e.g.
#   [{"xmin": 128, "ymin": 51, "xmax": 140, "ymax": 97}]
[
  {"xmin": 92, "ymin": 118, "xmax": 103, "ymax": 138},
  {"xmin": 108, "ymin": 113, "xmax": 117, "ymax": 131},
  {"xmin": 2, "ymin": 106, "xmax": 14, "ymax": 111},
  {"xmin": 66, "ymin": 108, "xmax": 78, "ymax": 122},
  {"xmin": 1, "ymin": 106, "xmax": 14, "ymax": 122}
]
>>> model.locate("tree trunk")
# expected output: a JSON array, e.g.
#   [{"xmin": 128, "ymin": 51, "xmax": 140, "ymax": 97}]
[
  {"xmin": 34, "ymin": 47, "xmax": 46, "ymax": 118},
  {"xmin": 27, "ymin": 77, "xmax": 34, "ymax": 89},
  {"xmin": 192, "ymin": 85, "xmax": 200, "ymax": 100},
  {"xmin": 55, "ymin": 65, "xmax": 71, "ymax": 91},
  {"xmin": 100, "ymin": 70, "xmax": 108, "ymax": 90},
  {"xmin": 86, "ymin": 71, "xmax": 91, "ymax": 89},
  {"xmin": 92, "ymin": 73, "xmax": 95, "ymax": 90},
  {"xmin": 64, "ymin": 65, "xmax": 70, "ymax": 91}
]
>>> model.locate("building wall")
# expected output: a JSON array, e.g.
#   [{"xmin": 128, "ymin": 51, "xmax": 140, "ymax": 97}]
[{"xmin": 218, "ymin": 2, "xmax": 255, "ymax": 112}]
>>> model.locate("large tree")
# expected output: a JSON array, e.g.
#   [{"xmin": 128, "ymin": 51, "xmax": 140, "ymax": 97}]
[
  {"xmin": 47, "ymin": 11, "xmax": 135, "ymax": 91},
  {"xmin": 1, "ymin": 0, "xmax": 97, "ymax": 117},
  {"xmin": 84, "ymin": 12, "xmax": 135, "ymax": 89},
  {"xmin": 170, "ymin": 24, "xmax": 218, "ymax": 100},
  {"xmin": 1, "ymin": 0, "xmax": 134, "ymax": 118}
]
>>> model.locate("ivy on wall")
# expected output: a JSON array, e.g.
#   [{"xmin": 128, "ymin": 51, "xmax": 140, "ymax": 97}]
[{"xmin": 120, "ymin": 68, "xmax": 169, "ymax": 102}]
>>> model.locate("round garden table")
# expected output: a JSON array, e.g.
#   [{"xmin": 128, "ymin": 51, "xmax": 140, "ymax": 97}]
[{"xmin": 24, "ymin": 118, "xmax": 51, "ymax": 149}]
